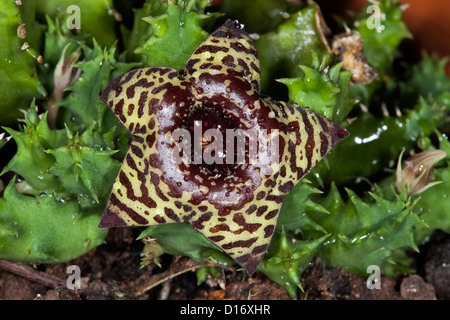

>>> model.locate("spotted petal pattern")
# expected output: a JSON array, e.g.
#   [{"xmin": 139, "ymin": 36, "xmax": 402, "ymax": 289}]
[{"xmin": 98, "ymin": 20, "xmax": 348, "ymax": 275}]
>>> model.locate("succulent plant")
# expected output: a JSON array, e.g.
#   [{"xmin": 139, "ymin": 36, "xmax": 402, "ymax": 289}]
[
  {"xmin": 0, "ymin": 0, "xmax": 46, "ymax": 125},
  {"xmin": 308, "ymin": 97, "xmax": 444, "ymax": 187},
  {"xmin": 279, "ymin": 57, "xmax": 354, "ymax": 123},
  {"xmin": 0, "ymin": 105, "xmax": 109, "ymax": 263},
  {"xmin": 352, "ymin": 0, "xmax": 412, "ymax": 75},
  {"xmin": 0, "ymin": 178, "xmax": 107, "ymax": 264},
  {"xmin": 133, "ymin": 0, "xmax": 212, "ymax": 69},
  {"xmin": 0, "ymin": 31, "xmax": 138, "ymax": 263},
  {"xmin": 311, "ymin": 183, "xmax": 421, "ymax": 276},
  {"xmin": 255, "ymin": 3, "xmax": 332, "ymax": 93},
  {"xmin": 34, "ymin": 0, "xmax": 121, "ymax": 47},
  {"xmin": 98, "ymin": 19, "xmax": 348, "ymax": 275},
  {"xmin": 219, "ymin": 0, "xmax": 302, "ymax": 34},
  {"xmin": 0, "ymin": 0, "xmax": 448, "ymax": 300},
  {"xmin": 259, "ymin": 228, "xmax": 327, "ymax": 298}
]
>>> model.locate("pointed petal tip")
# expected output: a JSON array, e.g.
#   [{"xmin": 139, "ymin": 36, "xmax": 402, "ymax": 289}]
[
  {"xmin": 98, "ymin": 208, "xmax": 128, "ymax": 229},
  {"xmin": 99, "ymin": 88, "xmax": 109, "ymax": 104},
  {"xmin": 223, "ymin": 19, "xmax": 245, "ymax": 31},
  {"xmin": 331, "ymin": 123, "xmax": 349, "ymax": 147},
  {"xmin": 236, "ymin": 255, "xmax": 263, "ymax": 276},
  {"xmin": 245, "ymin": 266, "xmax": 258, "ymax": 277},
  {"xmin": 214, "ymin": 19, "xmax": 252, "ymax": 41},
  {"xmin": 99, "ymin": 74, "xmax": 123, "ymax": 105},
  {"xmin": 99, "ymin": 69, "xmax": 139, "ymax": 105},
  {"xmin": 337, "ymin": 127, "xmax": 349, "ymax": 139}
]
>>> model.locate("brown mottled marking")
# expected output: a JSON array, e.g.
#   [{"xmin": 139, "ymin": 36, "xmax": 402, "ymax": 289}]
[
  {"xmin": 256, "ymin": 191, "xmax": 266, "ymax": 200},
  {"xmin": 164, "ymin": 207, "xmax": 180, "ymax": 222},
  {"xmin": 264, "ymin": 210, "xmax": 278, "ymax": 220},
  {"xmin": 222, "ymin": 238, "xmax": 258, "ymax": 249},
  {"xmin": 245, "ymin": 204, "xmax": 257, "ymax": 214},
  {"xmin": 252, "ymin": 244, "xmax": 268, "ymax": 255},
  {"xmin": 279, "ymin": 181, "xmax": 294, "ymax": 193},
  {"xmin": 264, "ymin": 225, "xmax": 275, "ymax": 238},
  {"xmin": 210, "ymin": 223, "xmax": 230, "ymax": 233},
  {"xmin": 256, "ymin": 205, "xmax": 268, "ymax": 217},
  {"xmin": 195, "ymin": 45, "xmax": 230, "ymax": 54},
  {"xmin": 209, "ymin": 235, "xmax": 225, "ymax": 242},
  {"xmin": 98, "ymin": 19, "xmax": 348, "ymax": 276}
]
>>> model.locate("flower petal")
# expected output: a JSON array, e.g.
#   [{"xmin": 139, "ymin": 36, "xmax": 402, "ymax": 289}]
[{"xmin": 187, "ymin": 19, "xmax": 261, "ymax": 92}]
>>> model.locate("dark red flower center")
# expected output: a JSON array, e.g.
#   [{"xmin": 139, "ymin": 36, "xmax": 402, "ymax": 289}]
[{"xmin": 184, "ymin": 108, "xmax": 239, "ymax": 174}]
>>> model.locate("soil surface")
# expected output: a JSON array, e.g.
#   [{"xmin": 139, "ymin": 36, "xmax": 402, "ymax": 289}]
[{"xmin": 1, "ymin": 228, "xmax": 448, "ymax": 300}]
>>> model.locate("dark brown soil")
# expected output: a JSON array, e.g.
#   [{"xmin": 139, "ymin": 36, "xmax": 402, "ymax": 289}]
[{"xmin": 1, "ymin": 228, "xmax": 448, "ymax": 300}]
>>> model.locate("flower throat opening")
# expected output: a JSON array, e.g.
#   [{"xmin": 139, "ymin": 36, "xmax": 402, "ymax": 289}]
[{"xmin": 181, "ymin": 108, "xmax": 242, "ymax": 175}]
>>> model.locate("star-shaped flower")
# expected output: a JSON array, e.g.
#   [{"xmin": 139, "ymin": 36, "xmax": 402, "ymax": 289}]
[{"xmin": 98, "ymin": 20, "xmax": 348, "ymax": 275}]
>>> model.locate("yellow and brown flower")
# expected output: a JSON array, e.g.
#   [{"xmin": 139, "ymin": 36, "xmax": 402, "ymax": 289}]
[{"xmin": 98, "ymin": 20, "xmax": 348, "ymax": 275}]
